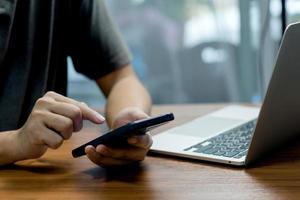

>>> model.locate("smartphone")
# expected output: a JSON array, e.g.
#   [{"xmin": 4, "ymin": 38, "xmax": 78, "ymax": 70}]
[{"xmin": 72, "ymin": 113, "xmax": 174, "ymax": 158}]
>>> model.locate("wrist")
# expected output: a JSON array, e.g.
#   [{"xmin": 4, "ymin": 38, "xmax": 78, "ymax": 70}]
[
  {"xmin": 0, "ymin": 130, "xmax": 23, "ymax": 165},
  {"xmin": 10, "ymin": 129, "xmax": 27, "ymax": 162}
]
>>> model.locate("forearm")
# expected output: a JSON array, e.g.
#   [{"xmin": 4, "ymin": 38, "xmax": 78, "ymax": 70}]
[
  {"xmin": 105, "ymin": 76, "xmax": 152, "ymax": 127},
  {"xmin": 0, "ymin": 130, "xmax": 21, "ymax": 165}
]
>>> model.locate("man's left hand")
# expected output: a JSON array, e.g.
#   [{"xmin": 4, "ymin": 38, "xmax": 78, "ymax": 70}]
[{"xmin": 85, "ymin": 107, "xmax": 153, "ymax": 167}]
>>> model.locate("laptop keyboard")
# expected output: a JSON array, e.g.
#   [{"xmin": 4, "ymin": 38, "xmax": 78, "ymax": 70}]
[{"xmin": 184, "ymin": 120, "xmax": 257, "ymax": 159}]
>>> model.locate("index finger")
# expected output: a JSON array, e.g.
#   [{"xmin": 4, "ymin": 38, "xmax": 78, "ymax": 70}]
[{"xmin": 45, "ymin": 92, "xmax": 105, "ymax": 124}]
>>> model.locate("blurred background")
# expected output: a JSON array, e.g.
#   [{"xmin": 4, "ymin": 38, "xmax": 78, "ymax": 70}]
[{"xmin": 68, "ymin": 0, "xmax": 300, "ymax": 106}]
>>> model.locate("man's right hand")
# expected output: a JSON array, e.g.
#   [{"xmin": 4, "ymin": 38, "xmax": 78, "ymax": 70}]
[{"xmin": 12, "ymin": 91, "xmax": 105, "ymax": 161}]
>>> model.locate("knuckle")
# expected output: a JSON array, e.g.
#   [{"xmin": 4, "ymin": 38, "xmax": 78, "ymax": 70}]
[
  {"xmin": 80, "ymin": 101, "xmax": 87, "ymax": 106},
  {"xmin": 52, "ymin": 138, "xmax": 63, "ymax": 149},
  {"xmin": 36, "ymin": 97, "xmax": 51, "ymax": 106},
  {"xmin": 61, "ymin": 119, "xmax": 73, "ymax": 139},
  {"xmin": 67, "ymin": 118, "xmax": 74, "ymax": 130},
  {"xmin": 76, "ymin": 121, "xmax": 83, "ymax": 131},
  {"xmin": 63, "ymin": 132, "xmax": 72, "ymax": 140},
  {"xmin": 70, "ymin": 106, "xmax": 82, "ymax": 119},
  {"xmin": 45, "ymin": 91, "xmax": 56, "ymax": 97},
  {"xmin": 31, "ymin": 110, "xmax": 45, "ymax": 119}
]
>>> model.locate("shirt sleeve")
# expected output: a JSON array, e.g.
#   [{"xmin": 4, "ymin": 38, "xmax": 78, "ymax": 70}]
[{"xmin": 68, "ymin": 0, "xmax": 132, "ymax": 80}]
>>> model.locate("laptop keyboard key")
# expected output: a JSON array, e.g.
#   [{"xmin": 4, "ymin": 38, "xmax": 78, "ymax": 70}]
[
  {"xmin": 201, "ymin": 147, "xmax": 218, "ymax": 154},
  {"xmin": 223, "ymin": 151, "xmax": 241, "ymax": 158},
  {"xmin": 212, "ymin": 151, "xmax": 226, "ymax": 156},
  {"xmin": 233, "ymin": 150, "xmax": 248, "ymax": 158},
  {"xmin": 184, "ymin": 119, "xmax": 257, "ymax": 158}
]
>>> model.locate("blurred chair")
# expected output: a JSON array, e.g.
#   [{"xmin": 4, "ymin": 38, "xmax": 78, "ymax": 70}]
[
  {"xmin": 141, "ymin": 31, "xmax": 182, "ymax": 104},
  {"xmin": 115, "ymin": 7, "xmax": 184, "ymax": 104},
  {"xmin": 178, "ymin": 41, "xmax": 239, "ymax": 102}
]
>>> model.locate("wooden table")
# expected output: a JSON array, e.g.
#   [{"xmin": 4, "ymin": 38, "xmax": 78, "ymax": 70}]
[{"xmin": 1, "ymin": 104, "xmax": 300, "ymax": 200}]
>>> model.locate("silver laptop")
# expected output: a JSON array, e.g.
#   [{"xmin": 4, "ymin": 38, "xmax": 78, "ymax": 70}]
[{"xmin": 150, "ymin": 22, "xmax": 300, "ymax": 166}]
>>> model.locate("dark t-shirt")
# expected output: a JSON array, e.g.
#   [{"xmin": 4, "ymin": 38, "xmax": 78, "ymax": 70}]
[
  {"xmin": 0, "ymin": 0, "xmax": 13, "ymax": 54},
  {"xmin": 0, "ymin": 0, "xmax": 131, "ymax": 131}
]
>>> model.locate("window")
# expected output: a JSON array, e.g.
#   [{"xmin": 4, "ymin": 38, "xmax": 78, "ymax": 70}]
[{"xmin": 68, "ymin": 0, "xmax": 286, "ymax": 105}]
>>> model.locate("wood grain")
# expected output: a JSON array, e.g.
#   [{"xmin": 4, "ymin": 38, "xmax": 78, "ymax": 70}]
[{"xmin": 1, "ymin": 104, "xmax": 300, "ymax": 200}]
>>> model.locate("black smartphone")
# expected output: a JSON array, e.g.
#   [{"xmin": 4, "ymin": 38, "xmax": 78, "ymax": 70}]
[{"xmin": 72, "ymin": 113, "xmax": 174, "ymax": 158}]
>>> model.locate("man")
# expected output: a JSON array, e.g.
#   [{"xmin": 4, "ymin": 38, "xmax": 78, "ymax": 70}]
[{"xmin": 0, "ymin": 0, "xmax": 152, "ymax": 166}]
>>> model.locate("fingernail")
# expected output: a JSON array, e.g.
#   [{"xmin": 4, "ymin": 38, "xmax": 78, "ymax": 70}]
[
  {"xmin": 85, "ymin": 145, "xmax": 94, "ymax": 154},
  {"xmin": 128, "ymin": 137, "xmax": 138, "ymax": 144},
  {"xmin": 97, "ymin": 145, "xmax": 109, "ymax": 155},
  {"xmin": 95, "ymin": 112, "xmax": 105, "ymax": 122}
]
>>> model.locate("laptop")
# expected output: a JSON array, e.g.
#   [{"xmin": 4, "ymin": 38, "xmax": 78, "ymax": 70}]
[{"xmin": 150, "ymin": 22, "xmax": 300, "ymax": 166}]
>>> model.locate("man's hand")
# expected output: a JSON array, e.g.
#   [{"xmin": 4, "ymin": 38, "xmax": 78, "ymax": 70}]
[
  {"xmin": 85, "ymin": 107, "xmax": 153, "ymax": 167},
  {"xmin": 12, "ymin": 91, "xmax": 105, "ymax": 161}
]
